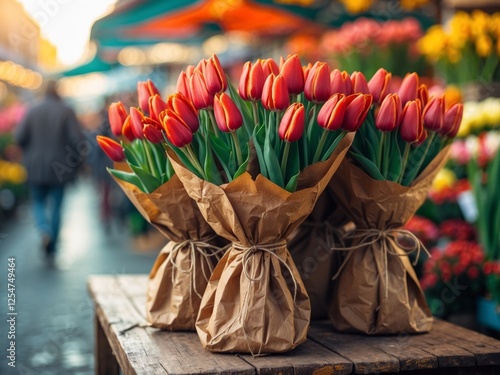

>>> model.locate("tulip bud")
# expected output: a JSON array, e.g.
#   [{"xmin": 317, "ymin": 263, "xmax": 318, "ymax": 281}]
[
  {"xmin": 440, "ymin": 103, "xmax": 463, "ymax": 138},
  {"xmin": 261, "ymin": 58, "xmax": 279, "ymax": 77},
  {"xmin": 189, "ymin": 69, "xmax": 214, "ymax": 110},
  {"xmin": 238, "ymin": 61, "xmax": 265, "ymax": 101},
  {"xmin": 214, "ymin": 93, "xmax": 243, "ymax": 132},
  {"xmin": 279, "ymin": 103, "xmax": 305, "ymax": 142},
  {"xmin": 204, "ymin": 54, "xmax": 228, "ymax": 94},
  {"xmin": 305, "ymin": 62, "xmax": 331, "ymax": 103},
  {"xmin": 330, "ymin": 69, "xmax": 351, "ymax": 95},
  {"xmin": 368, "ymin": 68, "xmax": 391, "ymax": 104},
  {"xmin": 280, "ymin": 54, "xmax": 305, "ymax": 95},
  {"xmin": 351, "ymin": 71, "xmax": 370, "ymax": 95},
  {"xmin": 148, "ymin": 95, "xmax": 168, "ymax": 123},
  {"xmin": 418, "ymin": 84, "xmax": 429, "ymax": 107},
  {"xmin": 302, "ymin": 63, "xmax": 313, "ymax": 82},
  {"xmin": 176, "ymin": 68, "xmax": 194, "ymax": 101},
  {"xmin": 161, "ymin": 109, "xmax": 193, "ymax": 148},
  {"xmin": 342, "ymin": 94, "xmax": 373, "ymax": 132},
  {"xmin": 166, "ymin": 93, "xmax": 199, "ymax": 133},
  {"xmin": 108, "ymin": 101, "xmax": 128, "ymax": 136},
  {"xmin": 422, "ymin": 96, "xmax": 445, "ymax": 132},
  {"xmin": 143, "ymin": 124, "xmax": 164, "ymax": 144},
  {"xmin": 122, "ymin": 115, "xmax": 135, "ymax": 142},
  {"xmin": 341, "ymin": 71, "xmax": 353, "ymax": 96},
  {"xmin": 400, "ymin": 99, "xmax": 424, "ymax": 144},
  {"xmin": 137, "ymin": 79, "xmax": 160, "ymax": 114},
  {"xmin": 96, "ymin": 136, "xmax": 125, "ymax": 162},
  {"xmin": 261, "ymin": 74, "xmax": 290, "ymax": 111},
  {"xmin": 398, "ymin": 72, "xmax": 419, "ymax": 104},
  {"xmin": 130, "ymin": 107, "xmax": 145, "ymax": 139},
  {"xmin": 376, "ymin": 93, "xmax": 402, "ymax": 132},
  {"xmin": 317, "ymin": 93, "xmax": 347, "ymax": 131}
]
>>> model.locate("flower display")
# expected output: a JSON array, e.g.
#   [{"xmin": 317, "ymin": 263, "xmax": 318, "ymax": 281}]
[
  {"xmin": 403, "ymin": 215, "xmax": 439, "ymax": 248},
  {"xmin": 421, "ymin": 241, "xmax": 484, "ymax": 317},
  {"xmin": 484, "ymin": 260, "xmax": 500, "ymax": 306},
  {"xmin": 321, "ymin": 18, "xmax": 424, "ymax": 77},
  {"xmin": 457, "ymin": 98, "xmax": 500, "ymax": 137},
  {"xmin": 418, "ymin": 10, "xmax": 500, "ymax": 84}
]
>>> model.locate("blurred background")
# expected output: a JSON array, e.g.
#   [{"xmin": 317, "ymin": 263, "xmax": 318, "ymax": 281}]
[{"xmin": 0, "ymin": 0, "xmax": 499, "ymax": 373}]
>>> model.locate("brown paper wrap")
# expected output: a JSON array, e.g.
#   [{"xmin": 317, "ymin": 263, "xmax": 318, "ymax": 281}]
[
  {"xmin": 169, "ymin": 133, "xmax": 354, "ymax": 354},
  {"xmin": 114, "ymin": 175, "xmax": 224, "ymax": 331},
  {"xmin": 328, "ymin": 146, "xmax": 450, "ymax": 334},
  {"xmin": 288, "ymin": 190, "xmax": 350, "ymax": 320}
]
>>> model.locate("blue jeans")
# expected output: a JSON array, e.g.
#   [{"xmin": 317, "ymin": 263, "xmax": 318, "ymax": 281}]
[{"xmin": 30, "ymin": 185, "xmax": 65, "ymax": 254}]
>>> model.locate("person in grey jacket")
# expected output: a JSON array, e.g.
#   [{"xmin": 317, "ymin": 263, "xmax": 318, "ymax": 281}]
[{"xmin": 15, "ymin": 79, "xmax": 83, "ymax": 264}]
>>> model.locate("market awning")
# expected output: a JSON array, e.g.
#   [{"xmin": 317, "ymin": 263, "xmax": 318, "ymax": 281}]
[{"xmin": 59, "ymin": 53, "xmax": 118, "ymax": 77}]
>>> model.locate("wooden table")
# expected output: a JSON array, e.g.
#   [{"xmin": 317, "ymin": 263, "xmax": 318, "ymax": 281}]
[{"xmin": 88, "ymin": 275, "xmax": 500, "ymax": 375}]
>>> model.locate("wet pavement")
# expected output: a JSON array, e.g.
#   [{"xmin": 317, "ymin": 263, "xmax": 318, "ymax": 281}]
[{"xmin": 0, "ymin": 176, "xmax": 161, "ymax": 374}]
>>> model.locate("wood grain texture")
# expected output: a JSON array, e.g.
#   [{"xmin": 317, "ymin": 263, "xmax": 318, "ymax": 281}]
[{"xmin": 88, "ymin": 275, "xmax": 500, "ymax": 375}]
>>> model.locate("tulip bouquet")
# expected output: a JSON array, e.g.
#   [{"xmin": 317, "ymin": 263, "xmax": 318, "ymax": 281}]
[
  {"xmin": 97, "ymin": 80, "xmax": 226, "ymax": 332},
  {"xmin": 161, "ymin": 54, "xmax": 360, "ymax": 354},
  {"xmin": 328, "ymin": 69, "xmax": 463, "ymax": 334}
]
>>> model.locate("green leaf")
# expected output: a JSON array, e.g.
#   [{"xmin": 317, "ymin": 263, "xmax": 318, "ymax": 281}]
[
  {"xmin": 320, "ymin": 131, "xmax": 346, "ymax": 162},
  {"xmin": 129, "ymin": 164, "xmax": 162, "ymax": 193},
  {"xmin": 122, "ymin": 143, "xmax": 142, "ymax": 168},
  {"xmin": 285, "ymin": 141, "xmax": 300, "ymax": 181},
  {"xmin": 253, "ymin": 124, "xmax": 269, "ymax": 178},
  {"xmin": 285, "ymin": 171, "xmax": 300, "ymax": 192},
  {"xmin": 264, "ymin": 125, "xmax": 284, "ymax": 188},
  {"xmin": 349, "ymin": 150, "xmax": 385, "ymax": 180},
  {"xmin": 107, "ymin": 168, "xmax": 145, "ymax": 191}
]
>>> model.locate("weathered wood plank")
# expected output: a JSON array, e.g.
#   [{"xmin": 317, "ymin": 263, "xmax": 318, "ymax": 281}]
[
  {"xmin": 309, "ymin": 322, "xmax": 400, "ymax": 374},
  {"xmin": 95, "ymin": 313, "xmax": 120, "ymax": 375},
  {"xmin": 241, "ymin": 339, "xmax": 353, "ymax": 375}
]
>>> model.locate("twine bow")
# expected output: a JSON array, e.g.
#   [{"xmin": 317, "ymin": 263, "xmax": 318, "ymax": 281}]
[
  {"xmin": 169, "ymin": 235, "xmax": 228, "ymax": 299},
  {"xmin": 331, "ymin": 229, "xmax": 430, "ymax": 298}
]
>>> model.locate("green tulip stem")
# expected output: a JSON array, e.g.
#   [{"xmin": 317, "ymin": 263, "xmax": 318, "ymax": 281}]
[
  {"xmin": 281, "ymin": 141, "xmax": 291, "ymax": 179},
  {"xmin": 397, "ymin": 143, "xmax": 411, "ymax": 185},
  {"xmin": 231, "ymin": 131, "xmax": 243, "ymax": 167},
  {"xmin": 207, "ymin": 109, "xmax": 219, "ymax": 135},
  {"xmin": 312, "ymin": 129, "xmax": 329, "ymax": 164},
  {"xmin": 143, "ymin": 139, "xmax": 159, "ymax": 178},
  {"xmin": 378, "ymin": 132, "xmax": 386, "ymax": 171},
  {"xmin": 185, "ymin": 144, "xmax": 206, "ymax": 180},
  {"xmin": 306, "ymin": 104, "xmax": 318, "ymax": 141},
  {"xmin": 252, "ymin": 101, "xmax": 260, "ymax": 127},
  {"xmin": 412, "ymin": 131, "xmax": 436, "ymax": 178}
]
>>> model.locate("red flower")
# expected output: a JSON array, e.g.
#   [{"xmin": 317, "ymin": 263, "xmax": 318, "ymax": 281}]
[
  {"xmin": 423, "ymin": 96, "xmax": 445, "ymax": 132},
  {"xmin": 129, "ymin": 107, "xmax": 146, "ymax": 139},
  {"xmin": 279, "ymin": 103, "xmax": 305, "ymax": 142},
  {"xmin": 238, "ymin": 61, "xmax": 265, "ymax": 101},
  {"xmin": 214, "ymin": 93, "xmax": 243, "ymax": 132},
  {"xmin": 161, "ymin": 109, "xmax": 193, "ymax": 148},
  {"xmin": 317, "ymin": 93, "xmax": 347, "ymax": 131},
  {"xmin": 400, "ymin": 99, "xmax": 425, "ymax": 144},
  {"xmin": 351, "ymin": 71, "xmax": 370, "ymax": 95},
  {"xmin": 148, "ymin": 94, "xmax": 168, "ymax": 123},
  {"xmin": 440, "ymin": 103, "xmax": 463, "ymax": 138},
  {"xmin": 143, "ymin": 124, "xmax": 164, "ymax": 144},
  {"xmin": 96, "ymin": 136, "xmax": 125, "ymax": 162},
  {"xmin": 261, "ymin": 74, "xmax": 290, "ymax": 111},
  {"xmin": 375, "ymin": 93, "xmax": 401, "ymax": 132},
  {"xmin": 166, "ymin": 93, "xmax": 199, "ymax": 133},
  {"xmin": 304, "ymin": 61, "xmax": 331, "ymax": 103},
  {"xmin": 108, "ymin": 101, "xmax": 128, "ymax": 136},
  {"xmin": 122, "ymin": 115, "xmax": 135, "ymax": 142},
  {"xmin": 398, "ymin": 72, "xmax": 419, "ymax": 104},
  {"xmin": 341, "ymin": 94, "xmax": 373, "ymax": 132},
  {"xmin": 204, "ymin": 54, "xmax": 228, "ymax": 94},
  {"xmin": 176, "ymin": 66, "xmax": 194, "ymax": 101},
  {"xmin": 330, "ymin": 69, "xmax": 351, "ymax": 96},
  {"xmin": 137, "ymin": 79, "xmax": 160, "ymax": 114},
  {"xmin": 280, "ymin": 54, "xmax": 305, "ymax": 95},
  {"xmin": 189, "ymin": 69, "xmax": 214, "ymax": 110},
  {"xmin": 368, "ymin": 68, "xmax": 391, "ymax": 104},
  {"xmin": 261, "ymin": 57, "xmax": 279, "ymax": 77}
]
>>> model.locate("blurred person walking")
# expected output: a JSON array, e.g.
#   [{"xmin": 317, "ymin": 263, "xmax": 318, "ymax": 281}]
[{"xmin": 15, "ymin": 79, "xmax": 83, "ymax": 265}]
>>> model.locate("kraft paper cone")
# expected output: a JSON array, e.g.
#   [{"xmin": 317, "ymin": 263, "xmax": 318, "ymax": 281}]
[
  {"xmin": 169, "ymin": 133, "xmax": 354, "ymax": 354},
  {"xmin": 113, "ymin": 174, "xmax": 224, "ymax": 331},
  {"xmin": 288, "ymin": 191, "xmax": 350, "ymax": 320},
  {"xmin": 328, "ymin": 146, "xmax": 450, "ymax": 334}
]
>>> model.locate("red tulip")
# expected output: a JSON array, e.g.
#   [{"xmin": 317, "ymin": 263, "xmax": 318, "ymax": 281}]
[
  {"xmin": 130, "ymin": 107, "xmax": 146, "ymax": 139},
  {"xmin": 400, "ymin": 99, "xmax": 424, "ymax": 144},
  {"xmin": 341, "ymin": 71, "xmax": 352, "ymax": 96},
  {"xmin": 375, "ymin": 93, "xmax": 402, "ymax": 132},
  {"xmin": 214, "ymin": 93, "xmax": 243, "ymax": 132},
  {"xmin": 418, "ymin": 84, "xmax": 429, "ymax": 107},
  {"xmin": 166, "ymin": 92, "xmax": 199, "ymax": 132},
  {"xmin": 143, "ymin": 124, "xmax": 164, "ymax": 144},
  {"xmin": 238, "ymin": 61, "xmax": 265, "ymax": 101},
  {"xmin": 422, "ymin": 96, "xmax": 445, "ymax": 132},
  {"xmin": 96, "ymin": 136, "xmax": 125, "ymax": 162},
  {"xmin": 148, "ymin": 94, "xmax": 168, "ymax": 123},
  {"xmin": 280, "ymin": 54, "xmax": 305, "ymax": 95},
  {"xmin": 317, "ymin": 93, "xmax": 347, "ymax": 131},
  {"xmin": 368, "ymin": 68, "xmax": 391, "ymax": 104},
  {"xmin": 440, "ymin": 103, "xmax": 463, "ymax": 138},
  {"xmin": 351, "ymin": 71, "xmax": 370, "ymax": 95},
  {"xmin": 137, "ymin": 79, "xmax": 160, "ymax": 114},
  {"xmin": 302, "ymin": 63, "xmax": 313, "ymax": 82},
  {"xmin": 279, "ymin": 103, "xmax": 305, "ymax": 142},
  {"xmin": 161, "ymin": 109, "xmax": 193, "ymax": 148},
  {"xmin": 261, "ymin": 58, "xmax": 279, "ymax": 77},
  {"xmin": 189, "ymin": 69, "xmax": 214, "ymax": 110},
  {"xmin": 398, "ymin": 73, "xmax": 419, "ymax": 104},
  {"xmin": 176, "ymin": 67, "xmax": 194, "ymax": 101},
  {"xmin": 122, "ymin": 115, "xmax": 135, "ymax": 142},
  {"xmin": 204, "ymin": 54, "xmax": 228, "ymax": 94},
  {"xmin": 330, "ymin": 69, "xmax": 352, "ymax": 96},
  {"xmin": 261, "ymin": 74, "xmax": 290, "ymax": 111},
  {"xmin": 108, "ymin": 101, "xmax": 128, "ymax": 136},
  {"xmin": 304, "ymin": 62, "xmax": 331, "ymax": 103},
  {"xmin": 341, "ymin": 94, "xmax": 373, "ymax": 132}
]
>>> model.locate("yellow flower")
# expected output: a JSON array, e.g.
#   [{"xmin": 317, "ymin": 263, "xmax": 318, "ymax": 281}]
[
  {"xmin": 418, "ymin": 26, "xmax": 447, "ymax": 62},
  {"xmin": 446, "ymin": 46, "xmax": 462, "ymax": 63},
  {"xmin": 488, "ymin": 13, "xmax": 500, "ymax": 36},
  {"xmin": 476, "ymin": 35, "xmax": 492, "ymax": 57},
  {"xmin": 432, "ymin": 168, "xmax": 457, "ymax": 192},
  {"xmin": 449, "ymin": 11, "xmax": 471, "ymax": 42},
  {"xmin": 444, "ymin": 85, "xmax": 462, "ymax": 109},
  {"xmin": 339, "ymin": 0, "xmax": 373, "ymax": 14},
  {"xmin": 471, "ymin": 10, "xmax": 489, "ymax": 38}
]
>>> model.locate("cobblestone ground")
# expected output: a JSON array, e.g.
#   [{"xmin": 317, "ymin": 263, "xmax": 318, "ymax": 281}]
[{"xmin": 0, "ymin": 176, "xmax": 160, "ymax": 375}]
